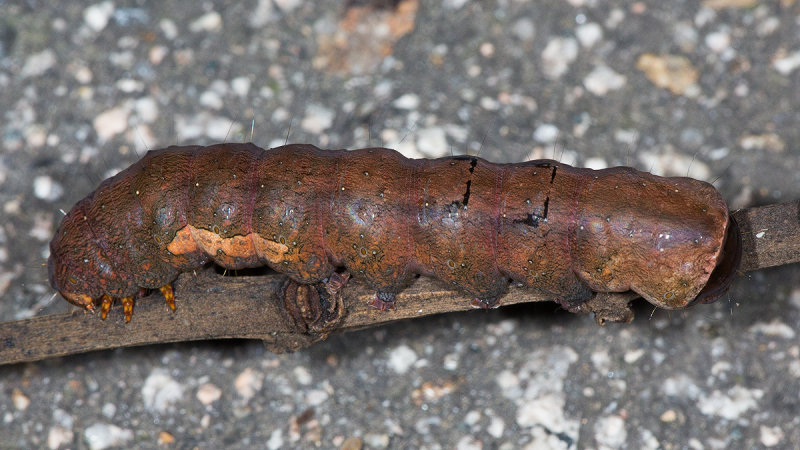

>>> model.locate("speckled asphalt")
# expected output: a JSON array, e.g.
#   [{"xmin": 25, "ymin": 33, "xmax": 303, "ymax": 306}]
[{"xmin": 1, "ymin": 1, "xmax": 800, "ymax": 448}]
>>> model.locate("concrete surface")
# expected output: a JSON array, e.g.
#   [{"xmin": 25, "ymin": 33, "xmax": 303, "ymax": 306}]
[{"xmin": 1, "ymin": 0, "xmax": 800, "ymax": 448}]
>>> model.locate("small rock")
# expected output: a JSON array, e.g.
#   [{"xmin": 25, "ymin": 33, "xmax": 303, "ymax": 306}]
[
  {"xmin": 532, "ymin": 124, "xmax": 559, "ymax": 143},
  {"xmin": 305, "ymin": 389, "xmax": 329, "ymax": 406},
  {"xmin": 416, "ymin": 127, "xmax": 447, "ymax": 157},
  {"xmin": 387, "ymin": 344, "xmax": 418, "ymax": 374},
  {"xmin": 697, "ymin": 386, "xmax": 763, "ymax": 420},
  {"xmin": 33, "ymin": 176, "xmax": 63, "ymax": 201},
  {"xmin": 576, "ymin": 22, "xmax": 603, "ymax": 48},
  {"xmin": 341, "ymin": 437, "xmax": 363, "ymax": 450},
  {"xmin": 196, "ymin": 383, "xmax": 222, "ymax": 406},
  {"xmin": 702, "ymin": 0, "xmax": 756, "ymax": 9},
  {"xmin": 583, "ymin": 65, "xmax": 627, "ymax": 95},
  {"xmin": 300, "ymin": 104, "xmax": 334, "ymax": 134},
  {"xmin": 189, "ymin": 11, "xmax": 222, "ymax": 32},
  {"xmin": 84, "ymin": 423, "xmax": 133, "ymax": 450},
  {"xmin": 541, "ymin": 37, "xmax": 578, "ymax": 79},
  {"xmin": 93, "ymin": 106, "xmax": 129, "ymax": 142},
  {"xmin": 773, "ymin": 50, "xmax": 800, "ymax": 76},
  {"xmin": 760, "ymin": 425, "xmax": 784, "ymax": 447},
  {"xmin": 392, "ymin": 93, "xmax": 420, "ymax": 110},
  {"xmin": 11, "ymin": 388, "xmax": 29, "ymax": 410},
  {"xmin": 141, "ymin": 368, "xmax": 184, "ymax": 414},
  {"xmin": 705, "ymin": 29, "xmax": 731, "ymax": 53},
  {"xmin": 199, "ymin": 90, "xmax": 224, "ymax": 110},
  {"xmin": 293, "ymin": 366, "xmax": 312, "ymax": 385},
  {"xmin": 511, "ymin": 18, "xmax": 535, "ymax": 41},
  {"xmin": 47, "ymin": 426, "xmax": 73, "ymax": 449},
  {"xmin": 83, "ymin": 1, "xmax": 115, "ymax": 32},
  {"xmin": 274, "ymin": 0, "xmax": 303, "ymax": 12},
  {"xmin": 635, "ymin": 53, "xmax": 699, "ymax": 96},
  {"xmin": 234, "ymin": 368, "xmax": 263, "ymax": 400},
  {"xmin": 594, "ymin": 415, "xmax": 627, "ymax": 448},
  {"xmin": 363, "ymin": 433, "xmax": 390, "ymax": 448},
  {"xmin": 158, "ymin": 431, "xmax": 175, "ymax": 445},
  {"xmin": 266, "ymin": 429, "xmax": 284, "ymax": 450},
  {"xmin": 249, "ymin": 0, "xmax": 276, "ymax": 27},
  {"xmin": 231, "ymin": 77, "xmax": 251, "ymax": 97},
  {"xmin": 20, "ymin": 49, "xmax": 56, "ymax": 78},
  {"xmin": 487, "ymin": 416, "xmax": 505, "ymax": 438},
  {"xmin": 134, "ymin": 97, "xmax": 159, "ymax": 123},
  {"xmin": 750, "ymin": 319, "xmax": 796, "ymax": 339}
]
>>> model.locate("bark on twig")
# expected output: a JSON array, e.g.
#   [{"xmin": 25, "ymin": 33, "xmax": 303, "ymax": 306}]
[{"xmin": 1, "ymin": 203, "xmax": 798, "ymax": 365}]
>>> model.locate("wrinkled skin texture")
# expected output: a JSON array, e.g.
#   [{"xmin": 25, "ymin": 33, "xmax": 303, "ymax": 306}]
[{"xmin": 48, "ymin": 143, "xmax": 740, "ymax": 318}]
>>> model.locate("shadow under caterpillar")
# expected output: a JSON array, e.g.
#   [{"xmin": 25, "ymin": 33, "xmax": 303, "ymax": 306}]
[{"xmin": 48, "ymin": 143, "xmax": 741, "ymax": 321}]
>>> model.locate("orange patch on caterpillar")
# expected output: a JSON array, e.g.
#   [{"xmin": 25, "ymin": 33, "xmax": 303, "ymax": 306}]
[{"xmin": 167, "ymin": 225, "xmax": 288, "ymax": 265}]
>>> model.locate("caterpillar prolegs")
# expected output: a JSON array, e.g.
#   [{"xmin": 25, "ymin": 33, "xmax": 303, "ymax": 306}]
[{"xmin": 48, "ymin": 143, "xmax": 741, "ymax": 321}]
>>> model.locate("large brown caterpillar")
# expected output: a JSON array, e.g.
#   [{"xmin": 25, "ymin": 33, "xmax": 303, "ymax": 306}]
[{"xmin": 48, "ymin": 143, "xmax": 741, "ymax": 321}]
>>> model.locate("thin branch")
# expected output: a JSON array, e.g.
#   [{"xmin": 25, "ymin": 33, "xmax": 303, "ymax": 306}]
[{"xmin": 0, "ymin": 203, "xmax": 797, "ymax": 365}]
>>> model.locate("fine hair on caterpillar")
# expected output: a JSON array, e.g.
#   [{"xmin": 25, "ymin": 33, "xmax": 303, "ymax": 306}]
[{"xmin": 48, "ymin": 142, "xmax": 742, "ymax": 322}]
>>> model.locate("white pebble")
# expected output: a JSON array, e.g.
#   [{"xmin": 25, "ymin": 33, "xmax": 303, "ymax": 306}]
[
  {"xmin": 750, "ymin": 319, "xmax": 796, "ymax": 339},
  {"xmin": 387, "ymin": 344, "xmax": 418, "ymax": 374},
  {"xmin": 533, "ymin": 124, "xmax": 559, "ymax": 143},
  {"xmin": 20, "ymin": 49, "xmax": 56, "ymax": 78},
  {"xmin": 48, "ymin": 426, "xmax": 73, "ymax": 450},
  {"xmin": 705, "ymin": 29, "xmax": 731, "ymax": 53},
  {"xmin": 33, "ymin": 176, "xmax": 64, "ymax": 201},
  {"xmin": 697, "ymin": 386, "xmax": 763, "ymax": 420},
  {"xmin": 487, "ymin": 416, "xmax": 505, "ymax": 438},
  {"xmin": 274, "ymin": 0, "xmax": 303, "ymax": 11},
  {"xmin": 392, "ymin": 93, "xmax": 420, "ymax": 110},
  {"xmin": 624, "ymin": 348, "xmax": 645, "ymax": 364},
  {"xmin": 196, "ymin": 383, "xmax": 222, "ymax": 406},
  {"xmin": 83, "ymin": 1, "xmax": 115, "ymax": 32},
  {"xmin": 416, "ymin": 127, "xmax": 448, "ymax": 157},
  {"xmin": 511, "ymin": 18, "xmax": 535, "ymax": 41},
  {"xmin": 115, "ymin": 79, "xmax": 143, "ymax": 93},
  {"xmin": 93, "ymin": 106, "xmax": 129, "ymax": 142},
  {"xmin": 234, "ymin": 367, "xmax": 263, "ymax": 400},
  {"xmin": 159, "ymin": 19, "xmax": 178, "ymax": 40},
  {"xmin": 101, "ymin": 403, "xmax": 116, "ymax": 419},
  {"xmin": 300, "ymin": 104, "xmax": 334, "ymax": 134},
  {"xmin": 594, "ymin": 415, "xmax": 627, "ymax": 448},
  {"xmin": 11, "ymin": 389, "xmax": 30, "ymax": 410},
  {"xmin": 576, "ymin": 22, "xmax": 603, "ymax": 48},
  {"xmin": 583, "ymin": 65, "xmax": 627, "ymax": 95},
  {"xmin": 584, "ymin": 157, "xmax": 608, "ymax": 170},
  {"xmin": 84, "ymin": 423, "xmax": 133, "ymax": 450},
  {"xmin": 541, "ymin": 37, "xmax": 578, "ymax": 79},
  {"xmin": 249, "ymin": 0, "xmax": 275, "ymax": 27},
  {"xmin": 266, "ymin": 430, "xmax": 283, "ymax": 450},
  {"xmin": 231, "ymin": 77, "xmax": 251, "ymax": 97},
  {"xmin": 134, "ymin": 97, "xmax": 159, "ymax": 123},
  {"xmin": 293, "ymin": 366, "xmax": 312, "ymax": 385},
  {"xmin": 199, "ymin": 90, "xmax": 224, "ymax": 110},
  {"xmin": 141, "ymin": 369, "xmax": 184, "ymax": 414},
  {"xmin": 443, "ymin": 0, "xmax": 469, "ymax": 9},
  {"xmin": 773, "ymin": 50, "xmax": 800, "ymax": 76},
  {"xmin": 305, "ymin": 389, "xmax": 329, "ymax": 406},
  {"xmin": 189, "ymin": 11, "xmax": 222, "ymax": 33},
  {"xmin": 760, "ymin": 425, "xmax": 784, "ymax": 447}
]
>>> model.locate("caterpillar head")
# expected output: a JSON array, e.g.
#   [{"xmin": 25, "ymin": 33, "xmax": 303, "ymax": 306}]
[{"xmin": 47, "ymin": 200, "xmax": 108, "ymax": 309}]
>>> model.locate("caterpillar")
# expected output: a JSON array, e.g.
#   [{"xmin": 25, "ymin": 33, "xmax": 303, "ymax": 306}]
[{"xmin": 48, "ymin": 142, "xmax": 741, "ymax": 322}]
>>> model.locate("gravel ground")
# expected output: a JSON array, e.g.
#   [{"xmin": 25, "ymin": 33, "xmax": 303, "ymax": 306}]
[{"xmin": 2, "ymin": 0, "xmax": 800, "ymax": 448}]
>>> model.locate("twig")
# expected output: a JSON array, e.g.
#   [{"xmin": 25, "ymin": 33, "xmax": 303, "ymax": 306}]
[{"xmin": 0, "ymin": 203, "xmax": 797, "ymax": 365}]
